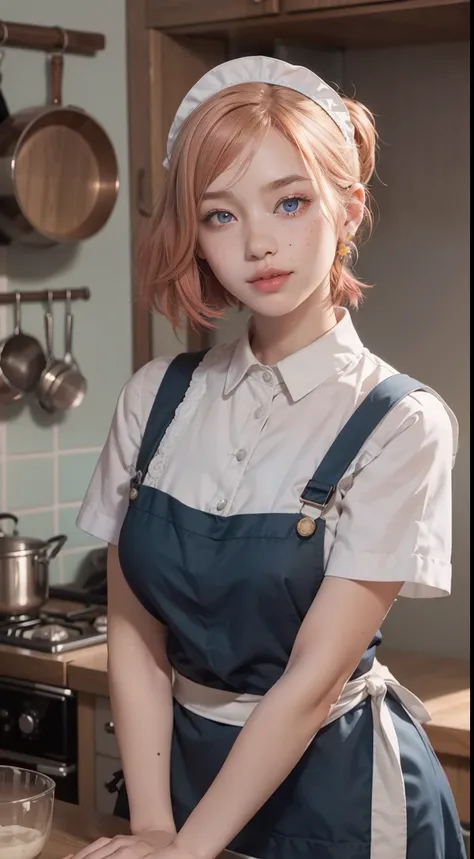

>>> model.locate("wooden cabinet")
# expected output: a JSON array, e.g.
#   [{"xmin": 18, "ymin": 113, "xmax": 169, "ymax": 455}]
[
  {"xmin": 94, "ymin": 696, "xmax": 121, "ymax": 814},
  {"xmin": 95, "ymin": 753, "xmax": 122, "ymax": 815},
  {"xmin": 283, "ymin": 0, "xmax": 395, "ymax": 10},
  {"xmin": 146, "ymin": 0, "xmax": 279, "ymax": 29}
]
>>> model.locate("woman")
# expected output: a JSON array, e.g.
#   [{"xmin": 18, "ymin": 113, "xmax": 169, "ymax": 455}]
[{"xmin": 75, "ymin": 56, "xmax": 465, "ymax": 859}]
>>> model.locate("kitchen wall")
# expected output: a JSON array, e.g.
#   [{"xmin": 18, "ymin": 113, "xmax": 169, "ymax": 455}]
[
  {"xmin": 337, "ymin": 42, "xmax": 469, "ymax": 660},
  {"xmin": 216, "ymin": 40, "xmax": 470, "ymax": 659},
  {"xmin": 0, "ymin": 1, "xmax": 131, "ymax": 583}
]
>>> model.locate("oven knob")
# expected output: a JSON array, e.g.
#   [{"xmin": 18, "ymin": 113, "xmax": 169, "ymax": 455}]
[{"xmin": 18, "ymin": 711, "xmax": 39, "ymax": 736}]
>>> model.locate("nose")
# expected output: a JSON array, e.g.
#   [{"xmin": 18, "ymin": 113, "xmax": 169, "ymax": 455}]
[{"xmin": 244, "ymin": 220, "xmax": 278, "ymax": 261}]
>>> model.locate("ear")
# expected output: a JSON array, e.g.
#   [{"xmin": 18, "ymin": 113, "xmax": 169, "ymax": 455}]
[{"xmin": 341, "ymin": 184, "xmax": 365, "ymax": 239}]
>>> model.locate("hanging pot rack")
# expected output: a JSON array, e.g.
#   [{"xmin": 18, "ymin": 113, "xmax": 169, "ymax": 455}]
[
  {"xmin": 0, "ymin": 20, "xmax": 105, "ymax": 55},
  {"xmin": 0, "ymin": 288, "xmax": 90, "ymax": 305}
]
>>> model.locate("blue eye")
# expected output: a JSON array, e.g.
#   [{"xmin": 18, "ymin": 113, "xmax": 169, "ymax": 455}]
[
  {"xmin": 216, "ymin": 211, "xmax": 233, "ymax": 224},
  {"xmin": 281, "ymin": 197, "xmax": 301, "ymax": 213}
]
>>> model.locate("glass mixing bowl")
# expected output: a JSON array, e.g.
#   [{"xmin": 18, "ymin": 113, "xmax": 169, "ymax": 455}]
[{"xmin": 0, "ymin": 767, "xmax": 55, "ymax": 859}]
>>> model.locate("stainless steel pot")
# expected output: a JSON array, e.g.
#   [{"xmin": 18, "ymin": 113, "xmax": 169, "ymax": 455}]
[{"xmin": 0, "ymin": 513, "xmax": 67, "ymax": 616}]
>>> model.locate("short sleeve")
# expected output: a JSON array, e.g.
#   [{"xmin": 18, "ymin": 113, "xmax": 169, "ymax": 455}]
[
  {"xmin": 325, "ymin": 391, "xmax": 458, "ymax": 598},
  {"xmin": 76, "ymin": 357, "xmax": 173, "ymax": 545}
]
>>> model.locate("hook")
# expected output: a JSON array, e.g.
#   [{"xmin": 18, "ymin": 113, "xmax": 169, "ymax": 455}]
[{"xmin": 54, "ymin": 26, "xmax": 69, "ymax": 54}]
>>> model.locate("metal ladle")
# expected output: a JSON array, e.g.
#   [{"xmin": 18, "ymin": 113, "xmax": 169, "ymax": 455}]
[{"xmin": 0, "ymin": 293, "xmax": 46, "ymax": 394}]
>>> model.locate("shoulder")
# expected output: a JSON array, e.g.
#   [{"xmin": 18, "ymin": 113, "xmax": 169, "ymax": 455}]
[
  {"xmin": 359, "ymin": 349, "xmax": 459, "ymax": 465},
  {"xmin": 117, "ymin": 342, "xmax": 236, "ymax": 432},
  {"xmin": 117, "ymin": 355, "xmax": 176, "ymax": 435}
]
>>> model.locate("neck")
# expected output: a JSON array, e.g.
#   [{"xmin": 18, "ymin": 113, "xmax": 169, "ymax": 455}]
[{"xmin": 250, "ymin": 288, "xmax": 338, "ymax": 366}]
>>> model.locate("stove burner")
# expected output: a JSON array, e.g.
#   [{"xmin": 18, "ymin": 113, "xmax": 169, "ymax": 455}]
[
  {"xmin": 30, "ymin": 624, "xmax": 77, "ymax": 643},
  {"xmin": 0, "ymin": 606, "xmax": 107, "ymax": 652}
]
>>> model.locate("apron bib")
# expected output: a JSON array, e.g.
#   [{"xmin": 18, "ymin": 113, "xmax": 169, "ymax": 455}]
[{"xmin": 114, "ymin": 351, "xmax": 465, "ymax": 859}]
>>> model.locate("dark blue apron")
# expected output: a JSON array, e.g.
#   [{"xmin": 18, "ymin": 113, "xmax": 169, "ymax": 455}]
[{"xmin": 113, "ymin": 351, "xmax": 465, "ymax": 859}]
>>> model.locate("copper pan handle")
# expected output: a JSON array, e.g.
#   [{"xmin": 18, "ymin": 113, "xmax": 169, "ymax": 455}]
[{"xmin": 49, "ymin": 53, "xmax": 63, "ymax": 106}]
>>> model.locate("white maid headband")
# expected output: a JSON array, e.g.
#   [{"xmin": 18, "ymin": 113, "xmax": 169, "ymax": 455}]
[{"xmin": 163, "ymin": 55, "xmax": 355, "ymax": 170}]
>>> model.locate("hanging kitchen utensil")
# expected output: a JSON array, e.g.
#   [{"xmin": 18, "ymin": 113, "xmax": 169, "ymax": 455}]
[
  {"xmin": 48, "ymin": 289, "xmax": 87, "ymax": 410},
  {"xmin": 36, "ymin": 291, "xmax": 69, "ymax": 413},
  {"xmin": 0, "ymin": 293, "xmax": 46, "ymax": 392},
  {"xmin": 0, "ymin": 46, "xmax": 9, "ymax": 126},
  {"xmin": 0, "ymin": 296, "xmax": 25, "ymax": 404},
  {"xmin": 36, "ymin": 291, "xmax": 86, "ymax": 412},
  {"xmin": 0, "ymin": 31, "xmax": 119, "ymax": 247},
  {"xmin": 0, "ymin": 512, "xmax": 67, "ymax": 616}
]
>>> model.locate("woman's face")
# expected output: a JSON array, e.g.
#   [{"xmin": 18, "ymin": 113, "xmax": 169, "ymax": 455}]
[{"xmin": 197, "ymin": 128, "xmax": 354, "ymax": 318}]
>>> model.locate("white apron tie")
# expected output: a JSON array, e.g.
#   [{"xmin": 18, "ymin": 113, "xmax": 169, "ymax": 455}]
[{"xmin": 173, "ymin": 659, "xmax": 431, "ymax": 859}]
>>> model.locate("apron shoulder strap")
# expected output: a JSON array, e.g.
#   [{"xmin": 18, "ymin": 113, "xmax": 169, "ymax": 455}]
[
  {"xmin": 301, "ymin": 374, "xmax": 426, "ymax": 510},
  {"xmin": 135, "ymin": 349, "xmax": 210, "ymax": 476}
]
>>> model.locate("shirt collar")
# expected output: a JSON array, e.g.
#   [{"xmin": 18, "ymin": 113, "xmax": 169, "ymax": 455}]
[{"xmin": 223, "ymin": 307, "xmax": 365, "ymax": 402}]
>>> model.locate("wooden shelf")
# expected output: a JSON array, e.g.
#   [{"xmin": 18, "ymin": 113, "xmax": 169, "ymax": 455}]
[{"xmin": 146, "ymin": 0, "xmax": 469, "ymax": 49}]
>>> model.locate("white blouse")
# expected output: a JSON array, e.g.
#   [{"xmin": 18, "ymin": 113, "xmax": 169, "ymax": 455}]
[{"xmin": 77, "ymin": 308, "xmax": 458, "ymax": 599}]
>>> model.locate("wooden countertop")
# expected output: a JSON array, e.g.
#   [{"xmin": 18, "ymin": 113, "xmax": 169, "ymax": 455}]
[
  {"xmin": 0, "ymin": 602, "xmax": 98, "ymax": 687},
  {"xmin": 45, "ymin": 801, "xmax": 128, "ymax": 859},
  {"xmin": 46, "ymin": 801, "xmax": 233, "ymax": 859},
  {"xmin": 68, "ymin": 644, "xmax": 109, "ymax": 696},
  {"xmin": 67, "ymin": 643, "xmax": 471, "ymax": 760}
]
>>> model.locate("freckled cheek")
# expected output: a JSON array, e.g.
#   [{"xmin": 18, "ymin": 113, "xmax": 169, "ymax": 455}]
[{"xmin": 200, "ymin": 232, "xmax": 240, "ymax": 278}]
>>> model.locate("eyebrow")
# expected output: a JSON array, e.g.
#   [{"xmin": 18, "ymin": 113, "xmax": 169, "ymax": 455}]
[{"xmin": 202, "ymin": 174, "xmax": 311, "ymax": 202}]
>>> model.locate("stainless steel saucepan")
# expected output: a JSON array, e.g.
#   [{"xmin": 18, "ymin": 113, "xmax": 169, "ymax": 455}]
[
  {"xmin": 0, "ymin": 513, "xmax": 67, "ymax": 616},
  {"xmin": 0, "ymin": 293, "xmax": 46, "ymax": 394},
  {"xmin": 36, "ymin": 291, "xmax": 87, "ymax": 413}
]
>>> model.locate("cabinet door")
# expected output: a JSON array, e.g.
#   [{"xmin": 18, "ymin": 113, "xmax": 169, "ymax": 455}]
[
  {"xmin": 95, "ymin": 696, "xmax": 119, "ymax": 758},
  {"xmin": 95, "ymin": 753, "xmax": 122, "ymax": 815},
  {"xmin": 283, "ymin": 0, "xmax": 384, "ymax": 9},
  {"xmin": 148, "ymin": 1, "xmax": 279, "ymax": 28}
]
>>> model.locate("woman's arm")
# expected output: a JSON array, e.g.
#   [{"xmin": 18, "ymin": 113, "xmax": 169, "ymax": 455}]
[
  {"xmin": 172, "ymin": 576, "xmax": 401, "ymax": 859},
  {"xmin": 107, "ymin": 544, "xmax": 175, "ymax": 836}
]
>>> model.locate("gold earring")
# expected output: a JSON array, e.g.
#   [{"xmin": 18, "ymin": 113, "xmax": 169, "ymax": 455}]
[{"xmin": 337, "ymin": 234, "xmax": 355, "ymax": 262}]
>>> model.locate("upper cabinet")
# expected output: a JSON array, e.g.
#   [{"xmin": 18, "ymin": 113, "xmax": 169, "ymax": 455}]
[
  {"xmin": 282, "ymin": 0, "xmax": 321, "ymax": 8},
  {"xmin": 146, "ymin": 0, "xmax": 279, "ymax": 28},
  {"xmin": 283, "ymin": 0, "xmax": 385, "ymax": 7}
]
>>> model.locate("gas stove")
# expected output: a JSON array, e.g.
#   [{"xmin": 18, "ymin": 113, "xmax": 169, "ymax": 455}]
[{"xmin": 0, "ymin": 606, "xmax": 107, "ymax": 653}]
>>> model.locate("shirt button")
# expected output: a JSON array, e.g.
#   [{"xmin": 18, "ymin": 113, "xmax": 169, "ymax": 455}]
[
  {"xmin": 216, "ymin": 499, "xmax": 227, "ymax": 512},
  {"xmin": 236, "ymin": 448, "xmax": 246, "ymax": 462},
  {"xmin": 262, "ymin": 370, "xmax": 273, "ymax": 383},
  {"xmin": 254, "ymin": 406, "xmax": 264, "ymax": 419}
]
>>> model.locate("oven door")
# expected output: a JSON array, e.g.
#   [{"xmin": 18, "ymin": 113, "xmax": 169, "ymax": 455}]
[{"xmin": 0, "ymin": 750, "xmax": 78, "ymax": 803}]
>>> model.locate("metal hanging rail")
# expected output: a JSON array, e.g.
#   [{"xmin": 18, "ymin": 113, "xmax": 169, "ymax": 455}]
[
  {"xmin": 0, "ymin": 287, "xmax": 90, "ymax": 305},
  {"xmin": 0, "ymin": 20, "xmax": 105, "ymax": 55}
]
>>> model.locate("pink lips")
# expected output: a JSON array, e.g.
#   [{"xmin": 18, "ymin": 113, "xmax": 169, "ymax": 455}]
[{"xmin": 248, "ymin": 269, "xmax": 292, "ymax": 293}]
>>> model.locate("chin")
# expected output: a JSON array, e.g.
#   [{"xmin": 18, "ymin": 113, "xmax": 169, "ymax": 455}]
[{"xmin": 248, "ymin": 294, "xmax": 303, "ymax": 318}]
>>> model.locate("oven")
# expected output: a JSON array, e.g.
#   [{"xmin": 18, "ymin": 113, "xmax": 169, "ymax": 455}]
[{"xmin": 0, "ymin": 676, "xmax": 78, "ymax": 803}]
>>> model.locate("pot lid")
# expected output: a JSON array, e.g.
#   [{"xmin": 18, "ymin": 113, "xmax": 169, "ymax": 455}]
[
  {"xmin": 0, "ymin": 536, "xmax": 46, "ymax": 558},
  {"xmin": 0, "ymin": 513, "xmax": 51, "ymax": 557}
]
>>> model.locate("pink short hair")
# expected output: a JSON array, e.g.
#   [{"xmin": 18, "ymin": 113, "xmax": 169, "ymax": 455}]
[{"xmin": 139, "ymin": 83, "xmax": 378, "ymax": 330}]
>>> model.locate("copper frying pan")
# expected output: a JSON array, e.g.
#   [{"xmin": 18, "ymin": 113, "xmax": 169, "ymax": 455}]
[{"xmin": 0, "ymin": 39, "xmax": 119, "ymax": 246}]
